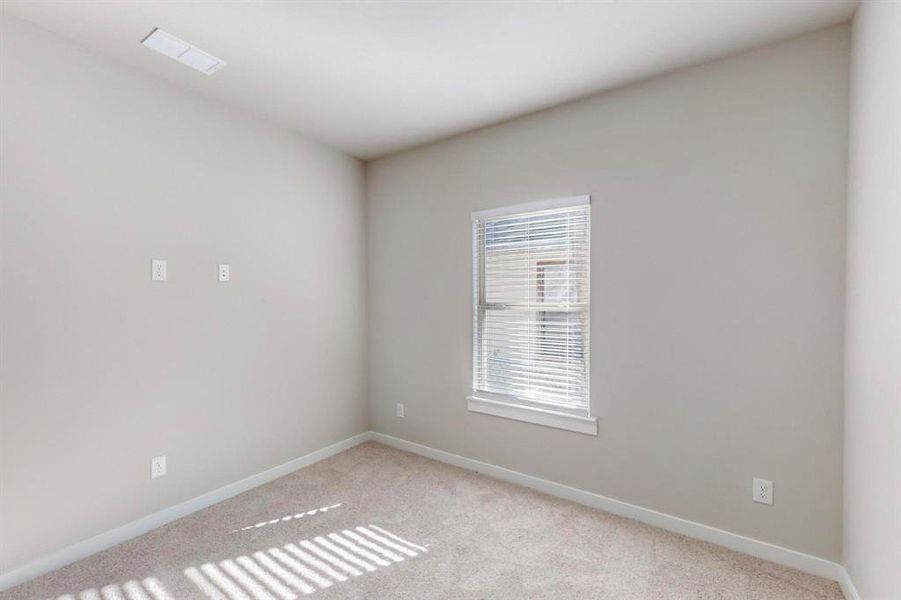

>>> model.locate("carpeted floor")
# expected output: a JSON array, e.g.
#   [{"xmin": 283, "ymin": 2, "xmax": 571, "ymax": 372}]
[{"xmin": 2, "ymin": 442, "xmax": 845, "ymax": 600}]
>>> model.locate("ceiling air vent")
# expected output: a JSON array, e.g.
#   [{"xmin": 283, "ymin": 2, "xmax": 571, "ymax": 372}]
[{"xmin": 141, "ymin": 28, "xmax": 226, "ymax": 75}]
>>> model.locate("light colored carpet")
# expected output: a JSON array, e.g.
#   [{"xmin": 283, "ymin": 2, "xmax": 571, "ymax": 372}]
[{"xmin": 2, "ymin": 442, "xmax": 845, "ymax": 600}]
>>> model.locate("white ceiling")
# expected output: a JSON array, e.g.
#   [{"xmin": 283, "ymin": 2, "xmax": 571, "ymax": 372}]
[{"xmin": 1, "ymin": 1, "xmax": 857, "ymax": 159}]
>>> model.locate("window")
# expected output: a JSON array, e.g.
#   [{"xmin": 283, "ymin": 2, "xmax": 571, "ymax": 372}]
[{"xmin": 469, "ymin": 196, "xmax": 595, "ymax": 435}]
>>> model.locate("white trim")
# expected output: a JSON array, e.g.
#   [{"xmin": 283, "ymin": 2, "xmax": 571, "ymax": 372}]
[
  {"xmin": 837, "ymin": 567, "xmax": 861, "ymax": 600},
  {"xmin": 0, "ymin": 432, "xmax": 371, "ymax": 592},
  {"xmin": 467, "ymin": 395, "xmax": 597, "ymax": 435},
  {"xmin": 1, "ymin": 430, "xmax": 855, "ymax": 594},
  {"xmin": 368, "ymin": 432, "xmax": 847, "ymax": 584},
  {"xmin": 472, "ymin": 194, "xmax": 590, "ymax": 220}
]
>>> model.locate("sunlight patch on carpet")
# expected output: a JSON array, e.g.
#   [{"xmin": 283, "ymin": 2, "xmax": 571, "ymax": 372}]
[{"xmin": 186, "ymin": 525, "xmax": 428, "ymax": 599}]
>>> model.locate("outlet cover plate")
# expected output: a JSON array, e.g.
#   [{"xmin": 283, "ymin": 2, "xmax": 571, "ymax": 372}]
[
  {"xmin": 753, "ymin": 477, "xmax": 773, "ymax": 505},
  {"xmin": 151, "ymin": 259, "xmax": 167, "ymax": 281},
  {"xmin": 151, "ymin": 455, "xmax": 167, "ymax": 479}
]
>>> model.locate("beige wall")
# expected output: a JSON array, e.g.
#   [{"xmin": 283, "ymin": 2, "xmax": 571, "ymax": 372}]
[
  {"xmin": 366, "ymin": 26, "xmax": 849, "ymax": 560},
  {"xmin": 843, "ymin": 1, "xmax": 901, "ymax": 598},
  {"xmin": 0, "ymin": 15, "xmax": 368, "ymax": 571}
]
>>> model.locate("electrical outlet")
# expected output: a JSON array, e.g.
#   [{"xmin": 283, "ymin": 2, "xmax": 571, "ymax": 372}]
[
  {"xmin": 396, "ymin": 403, "xmax": 405, "ymax": 418},
  {"xmin": 218, "ymin": 264, "xmax": 230, "ymax": 282},
  {"xmin": 753, "ymin": 477, "xmax": 773, "ymax": 505},
  {"xmin": 151, "ymin": 259, "xmax": 167, "ymax": 281},
  {"xmin": 151, "ymin": 455, "xmax": 167, "ymax": 479}
]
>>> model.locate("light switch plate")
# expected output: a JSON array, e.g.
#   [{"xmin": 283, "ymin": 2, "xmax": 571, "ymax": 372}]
[
  {"xmin": 218, "ymin": 264, "xmax": 230, "ymax": 282},
  {"xmin": 396, "ymin": 403, "xmax": 405, "ymax": 418},
  {"xmin": 151, "ymin": 259, "xmax": 167, "ymax": 281}
]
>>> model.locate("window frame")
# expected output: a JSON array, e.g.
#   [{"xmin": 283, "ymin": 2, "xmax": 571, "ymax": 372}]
[{"xmin": 468, "ymin": 195, "xmax": 596, "ymax": 436}]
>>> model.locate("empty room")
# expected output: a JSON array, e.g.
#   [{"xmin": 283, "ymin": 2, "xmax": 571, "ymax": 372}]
[{"xmin": 0, "ymin": 1, "xmax": 898, "ymax": 599}]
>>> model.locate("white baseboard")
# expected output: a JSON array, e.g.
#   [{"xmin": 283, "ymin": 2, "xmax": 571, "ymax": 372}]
[
  {"xmin": 0, "ymin": 432, "xmax": 371, "ymax": 592},
  {"xmin": 1, "ymin": 430, "xmax": 861, "ymax": 598},
  {"xmin": 837, "ymin": 567, "xmax": 861, "ymax": 600},
  {"xmin": 369, "ymin": 432, "xmax": 849, "ymax": 587}
]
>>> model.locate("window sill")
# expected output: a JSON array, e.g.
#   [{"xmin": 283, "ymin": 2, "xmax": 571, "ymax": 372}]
[{"xmin": 467, "ymin": 396, "xmax": 598, "ymax": 436}]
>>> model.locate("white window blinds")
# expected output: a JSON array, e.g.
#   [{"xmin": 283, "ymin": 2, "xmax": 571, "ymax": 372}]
[{"xmin": 472, "ymin": 196, "xmax": 590, "ymax": 417}]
